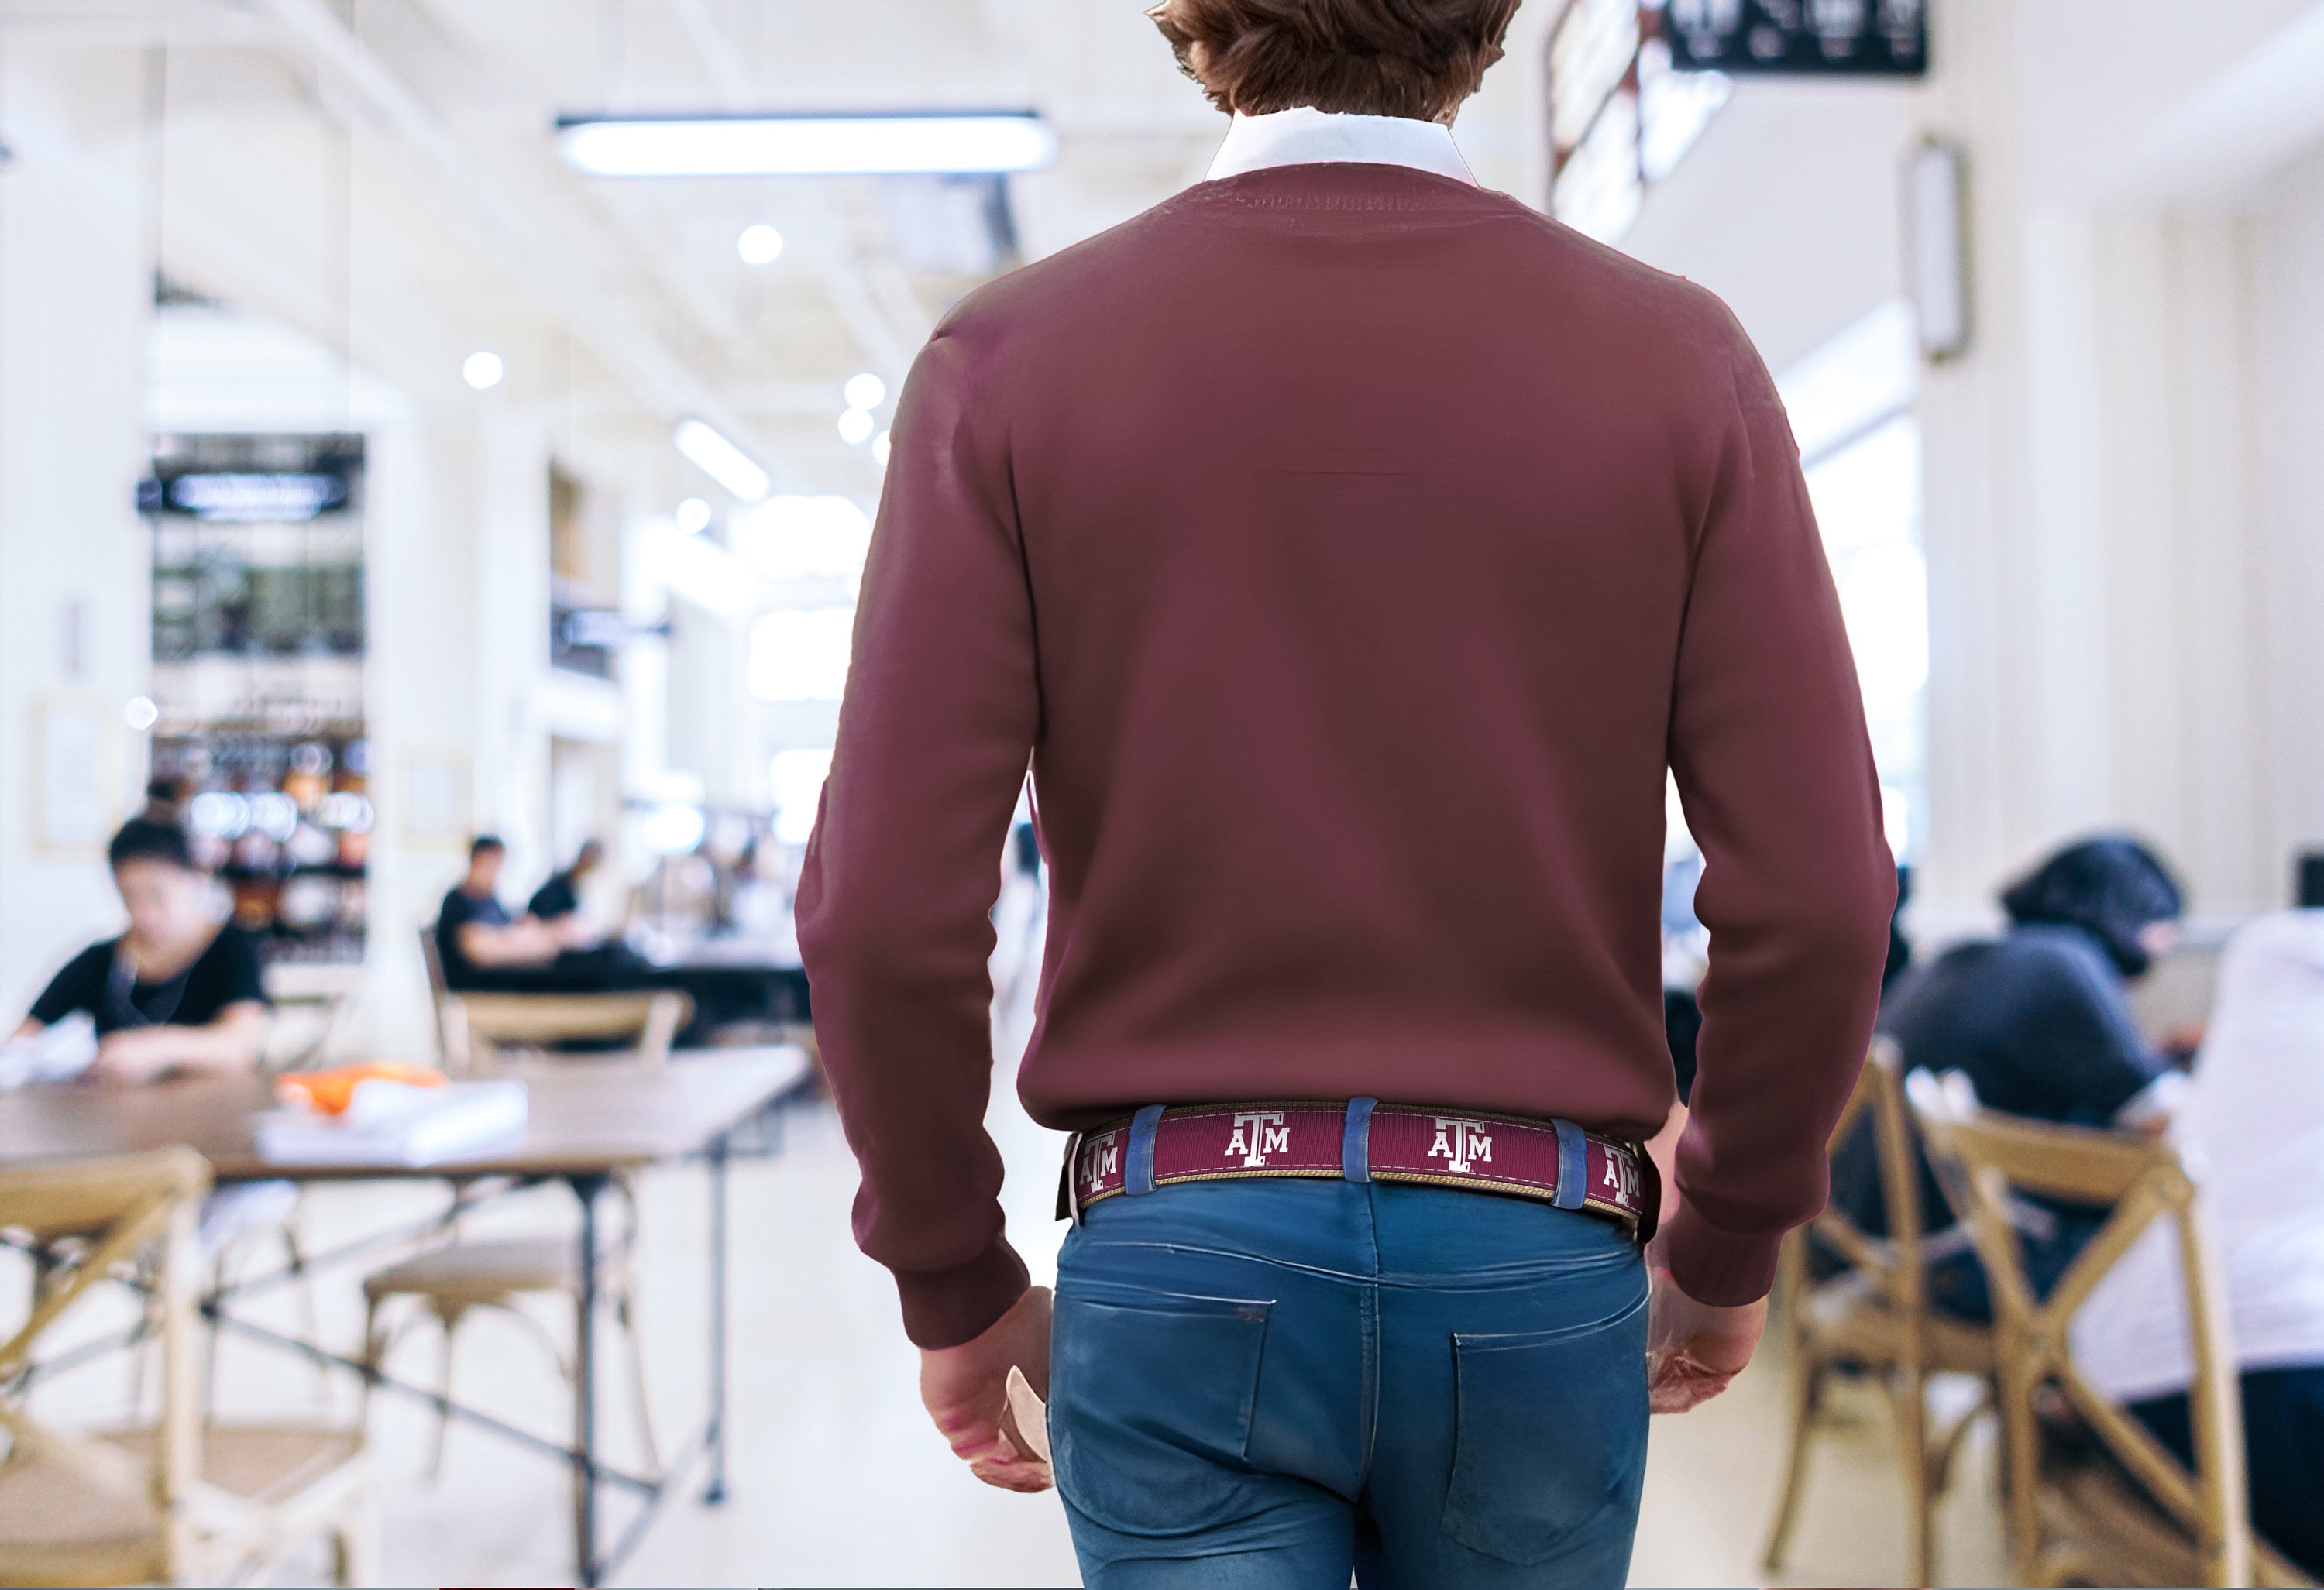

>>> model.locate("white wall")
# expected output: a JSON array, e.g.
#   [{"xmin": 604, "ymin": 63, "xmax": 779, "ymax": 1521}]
[
  {"xmin": 1595, "ymin": 0, "xmax": 2324, "ymax": 931},
  {"xmin": 0, "ymin": 45, "xmax": 153, "ymax": 1017},
  {"xmin": 2256, "ymin": 140, "xmax": 2324, "ymax": 878}
]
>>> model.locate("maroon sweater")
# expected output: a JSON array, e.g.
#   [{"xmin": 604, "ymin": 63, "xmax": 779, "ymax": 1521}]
[{"xmin": 798, "ymin": 163, "xmax": 1895, "ymax": 1349}]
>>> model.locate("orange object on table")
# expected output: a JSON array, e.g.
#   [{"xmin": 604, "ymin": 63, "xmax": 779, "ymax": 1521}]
[{"xmin": 277, "ymin": 1063, "xmax": 448, "ymax": 1116}]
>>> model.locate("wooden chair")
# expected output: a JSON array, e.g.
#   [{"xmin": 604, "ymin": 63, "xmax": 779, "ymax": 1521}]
[
  {"xmin": 0, "ymin": 1149, "xmax": 375, "ymax": 1586},
  {"xmin": 418, "ymin": 925, "xmax": 690, "ymax": 1075},
  {"xmin": 376, "ymin": 928, "xmax": 678, "ymax": 1482},
  {"xmin": 1908, "ymin": 1070, "xmax": 2315, "ymax": 1589},
  {"xmin": 1762, "ymin": 1039, "xmax": 1993, "ymax": 1585}
]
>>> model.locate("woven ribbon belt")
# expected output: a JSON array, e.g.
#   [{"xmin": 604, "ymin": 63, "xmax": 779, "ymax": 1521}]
[{"xmin": 1057, "ymin": 1098, "xmax": 1659, "ymax": 1243}]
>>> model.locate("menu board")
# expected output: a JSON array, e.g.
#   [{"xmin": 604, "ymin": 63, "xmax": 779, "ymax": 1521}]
[{"xmin": 1666, "ymin": 0, "xmax": 1928, "ymax": 76}]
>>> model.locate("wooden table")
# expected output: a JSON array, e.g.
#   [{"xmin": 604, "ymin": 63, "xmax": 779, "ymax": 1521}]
[{"xmin": 0, "ymin": 1048, "xmax": 810, "ymax": 1585}]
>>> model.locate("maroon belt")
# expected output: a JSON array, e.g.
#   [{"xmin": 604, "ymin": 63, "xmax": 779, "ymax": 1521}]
[{"xmin": 1058, "ymin": 1097, "xmax": 1659, "ymax": 1243}]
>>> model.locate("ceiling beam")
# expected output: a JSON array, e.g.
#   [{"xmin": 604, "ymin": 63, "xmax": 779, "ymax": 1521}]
[{"xmin": 252, "ymin": 0, "xmax": 802, "ymax": 491}]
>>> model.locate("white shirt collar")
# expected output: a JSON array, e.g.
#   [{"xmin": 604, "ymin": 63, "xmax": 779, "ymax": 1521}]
[{"xmin": 1205, "ymin": 106, "xmax": 1477, "ymax": 186}]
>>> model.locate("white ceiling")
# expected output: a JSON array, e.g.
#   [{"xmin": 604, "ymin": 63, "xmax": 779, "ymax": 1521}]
[{"xmin": 0, "ymin": 0, "xmax": 1244, "ymax": 500}]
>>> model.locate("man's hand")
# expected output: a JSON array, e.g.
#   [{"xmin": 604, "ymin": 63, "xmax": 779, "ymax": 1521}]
[
  {"xmin": 919, "ymin": 1283, "xmax": 1054, "ymax": 1493},
  {"xmin": 1645, "ymin": 1265, "xmax": 1766, "ymax": 1413}
]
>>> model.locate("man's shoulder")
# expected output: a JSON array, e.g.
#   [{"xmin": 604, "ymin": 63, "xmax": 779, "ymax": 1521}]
[{"xmin": 940, "ymin": 179, "xmax": 1744, "ymax": 349}]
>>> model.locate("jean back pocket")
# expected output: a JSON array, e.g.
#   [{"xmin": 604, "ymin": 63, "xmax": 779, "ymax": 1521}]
[
  {"xmin": 1050, "ymin": 1293, "xmax": 1273, "ymax": 1538},
  {"xmin": 1441, "ymin": 1297, "xmax": 1649, "ymax": 1565}
]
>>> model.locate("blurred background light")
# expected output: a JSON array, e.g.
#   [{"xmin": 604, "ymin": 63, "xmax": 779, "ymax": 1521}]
[
  {"xmin": 557, "ymin": 112, "xmax": 1058, "ymax": 177},
  {"xmin": 731, "ymin": 496, "xmax": 872, "ymax": 580},
  {"xmin": 673, "ymin": 418, "xmax": 772, "ymax": 501},
  {"xmin": 736, "ymin": 222, "xmax": 786, "ymax": 264}
]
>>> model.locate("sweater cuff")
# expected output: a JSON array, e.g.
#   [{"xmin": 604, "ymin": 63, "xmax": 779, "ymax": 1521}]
[
  {"xmin": 1658, "ymin": 1200, "xmax": 1783, "ymax": 1307},
  {"xmin": 893, "ymin": 1238, "xmax": 1032, "ymax": 1350}
]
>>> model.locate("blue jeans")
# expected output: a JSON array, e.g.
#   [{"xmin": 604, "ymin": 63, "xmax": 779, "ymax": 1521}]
[{"xmin": 1050, "ymin": 1178, "xmax": 1650, "ymax": 1589}]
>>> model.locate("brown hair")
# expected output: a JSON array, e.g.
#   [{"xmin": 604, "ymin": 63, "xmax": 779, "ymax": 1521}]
[{"xmin": 1147, "ymin": 0, "xmax": 1523, "ymax": 122}]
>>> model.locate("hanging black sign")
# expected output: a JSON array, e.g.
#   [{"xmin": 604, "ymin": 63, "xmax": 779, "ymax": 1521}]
[{"xmin": 1664, "ymin": 0, "xmax": 1928, "ymax": 77}]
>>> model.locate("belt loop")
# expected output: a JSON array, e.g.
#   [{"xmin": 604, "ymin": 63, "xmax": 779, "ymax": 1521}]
[
  {"xmin": 1342, "ymin": 1097, "xmax": 1378, "ymax": 1183},
  {"xmin": 1552, "ymin": 1118, "xmax": 1589, "ymax": 1211},
  {"xmin": 1124, "ymin": 1105, "xmax": 1167, "ymax": 1197}
]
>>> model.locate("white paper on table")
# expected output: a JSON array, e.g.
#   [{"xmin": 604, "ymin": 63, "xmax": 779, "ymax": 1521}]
[
  {"xmin": 253, "ymin": 1079, "xmax": 528, "ymax": 1166},
  {"xmin": 0, "ymin": 1011, "xmax": 98, "ymax": 1090}
]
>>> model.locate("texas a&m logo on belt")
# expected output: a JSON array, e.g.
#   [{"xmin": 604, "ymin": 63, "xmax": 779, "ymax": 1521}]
[
  {"xmin": 1076, "ymin": 1127, "xmax": 1122, "ymax": 1203},
  {"xmin": 1428, "ymin": 1116, "xmax": 1494, "ymax": 1176},
  {"xmin": 1225, "ymin": 1110, "xmax": 1290, "ymax": 1168},
  {"xmin": 1600, "ymin": 1140, "xmax": 1641, "ymax": 1207}
]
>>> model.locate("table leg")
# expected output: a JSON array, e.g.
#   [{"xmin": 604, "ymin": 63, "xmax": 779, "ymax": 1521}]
[
  {"xmin": 704, "ymin": 1134, "xmax": 731, "ymax": 1505},
  {"xmin": 570, "ymin": 1171, "xmax": 610, "ymax": 1586}
]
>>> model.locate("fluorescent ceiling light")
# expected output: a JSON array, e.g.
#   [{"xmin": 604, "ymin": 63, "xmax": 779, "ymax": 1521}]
[
  {"xmin": 674, "ymin": 418, "xmax": 772, "ymax": 501},
  {"xmin": 557, "ymin": 112, "xmax": 1058, "ymax": 177}
]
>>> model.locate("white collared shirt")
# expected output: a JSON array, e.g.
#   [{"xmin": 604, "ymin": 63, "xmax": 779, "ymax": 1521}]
[{"xmin": 1205, "ymin": 106, "xmax": 1477, "ymax": 186}]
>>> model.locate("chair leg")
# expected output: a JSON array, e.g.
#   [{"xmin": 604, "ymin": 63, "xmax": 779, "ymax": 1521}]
[
  {"xmin": 331, "ymin": 1484, "xmax": 383, "ymax": 1587},
  {"xmin": 1762, "ymin": 1354, "xmax": 1827, "ymax": 1572},
  {"xmin": 617, "ymin": 1285, "xmax": 662, "ymax": 1476},
  {"xmin": 428, "ymin": 1305, "xmax": 466, "ymax": 1479},
  {"xmin": 283, "ymin": 1211, "xmax": 332, "ymax": 1407},
  {"xmin": 1890, "ymin": 1368, "xmax": 1935, "ymax": 1588},
  {"xmin": 1998, "ymin": 1363, "xmax": 2043, "ymax": 1587}
]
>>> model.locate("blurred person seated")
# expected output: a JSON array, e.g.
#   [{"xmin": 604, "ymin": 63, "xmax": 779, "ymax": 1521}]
[
  {"xmin": 526, "ymin": 837, "xmax": 605, "ymax": 925},
  {"xmin": 8, "ymin": 817, "xmax": 293, "ymax": 1250},
  {"xmin": 9, "ymin": 818, "xmax": 270, "ymax": 1083},
  {"xmin": 2070, "ymin": 910, "xmax": 2324, "ymax": 1577},
  {"xmin": 1831, "ymin": 835, "xmax": 2188, "ymax": 1320},
  {"xmin": 435, "ymin": 835, "xmax": 604, "ymax": 991},
  {"xmin": 438, "ymin": 835, "xmax": 765, "ymax": 1040}
]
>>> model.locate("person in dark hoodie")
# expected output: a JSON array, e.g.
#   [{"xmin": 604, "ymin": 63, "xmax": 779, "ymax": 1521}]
[{"xmin": 1832, "ymin": 835, "xmax": 2188, "ymax": 1320}]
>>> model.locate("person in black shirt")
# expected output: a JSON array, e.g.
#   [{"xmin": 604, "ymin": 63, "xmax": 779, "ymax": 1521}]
[
  {"xmin": 435, "ymin": 836, "xmax": 600, "ymax": 989},
  {"xmin": 1832, "ymin": 834, "xmax": 2187, "ymax": 1319},
  {"xmin": 10, "ymin": 819, "xmax": 270, "ymax": 1082},
  {"xmin": 527, "ymin": 838, "xmax": 603, "ymax": 925}
]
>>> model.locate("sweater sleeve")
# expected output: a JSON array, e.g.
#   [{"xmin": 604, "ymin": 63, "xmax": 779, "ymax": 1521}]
[
  {"xmin": 1659, "ymin": 329, "xmax": 1897, "ymax": 1307},
  {"xmin": 795, "ymin": 327, "xmax": 1037, "ymax": 1349}
]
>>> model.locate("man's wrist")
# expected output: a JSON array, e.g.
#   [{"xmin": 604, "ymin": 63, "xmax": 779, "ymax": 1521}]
[
  {"xmin": 894, "ymin": 1237, "xmax": 1032, "ymax": 1350},
  {"xmin": 1656, "ymin": 1201, "xmax": 1781, "ymax": 1309}
]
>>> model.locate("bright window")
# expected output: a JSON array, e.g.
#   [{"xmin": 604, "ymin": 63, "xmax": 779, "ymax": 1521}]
[
  {"xmin": 1783, "ymin": 304, "xmax": 1927, "ymax": 859},
  {"xmin": 748, "ymin": 608, "xmax": 854, "ymax": 702}
]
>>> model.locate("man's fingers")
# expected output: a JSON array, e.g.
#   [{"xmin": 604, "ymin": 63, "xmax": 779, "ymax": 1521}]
[
  {"xmin": 968, "ymin": 1454, "xmax": 1054, "ymax": 1493},
  {"xmin": 1648, "ymin": 1358, "xmax": 1739, "ymax": 1414}
]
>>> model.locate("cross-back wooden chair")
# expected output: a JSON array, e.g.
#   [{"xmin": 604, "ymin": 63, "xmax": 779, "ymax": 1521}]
[
  {"xmin": 0, "ymin": 1148, "xmax": 374, "ymax": 1586},
  {"xmin": 1763, "ymin": 1039, "xmax": 1992, "ymax": 1585},
  {"xmin": 1908, "ymin": 1070, "xmax": 2315, "ymax": 1589}
]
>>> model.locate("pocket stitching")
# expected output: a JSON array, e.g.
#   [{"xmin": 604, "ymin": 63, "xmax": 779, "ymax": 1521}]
[
  {"xmin": 1052, "ymin": 1294, "xmax": 1275, "ymax": 1539},
  {"xmin": 1441, "ymin": 1297, "xmax": 1649, "ymax": 1567}
]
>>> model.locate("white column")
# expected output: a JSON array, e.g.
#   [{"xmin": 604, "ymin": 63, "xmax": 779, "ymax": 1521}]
[{"xmin": 0, "ymin": 45, "xmax": 154, "ymax": 1013}]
